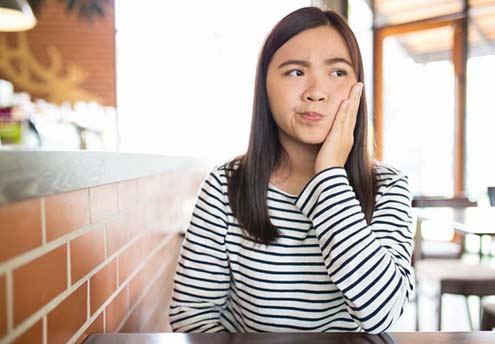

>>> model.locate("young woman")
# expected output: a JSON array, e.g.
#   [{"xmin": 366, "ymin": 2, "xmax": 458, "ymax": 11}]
[{"xmin": 169, "ymin": 7, "xmax": 413, "ymax": 333}]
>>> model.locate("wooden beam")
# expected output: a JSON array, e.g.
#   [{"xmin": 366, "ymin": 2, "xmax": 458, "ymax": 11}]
[
  {"xmin": 453, "ymin": 18, "xmax": 468, "ymax": 196},
  {"xmin": 375, "ymin": 12, "xmax": 464, "ymax": 37},
  {"xmin": 373, "ymin": 30, "xmax": 383, "ymax": 161}
]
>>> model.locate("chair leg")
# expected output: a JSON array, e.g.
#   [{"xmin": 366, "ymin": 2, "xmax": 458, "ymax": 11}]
[
  {"xmin": 415, "ymin": 281, "xmax": 420, "ymax": 331},
  {"xmin": 465, "ymin": 296, "xmax": 474, "ymax": 331},
  {"xmin": 481, "ymin": 305, "xmax": 495, "ymax": 330},
  {"xmin": 438, "ymin": 294, "xmax": 442, "ymax": 331},
  {"xmin": 479, "ymin": 297, "xmax": 483, "ymax": 331}
]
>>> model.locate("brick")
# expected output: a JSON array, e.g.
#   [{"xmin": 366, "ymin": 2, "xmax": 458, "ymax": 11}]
[
  {"xmin": 47, "ymin": 283, "xmax": 87, "ymax": 344},
  {"xmin": 13, "ymin": 245, "xmax": 67, "ymax": 325},
  {"xmin": 90, "ymin": 259, "xmax": 116, "ymax": 315},
  {"xmin": 13, "ymin": 320, "xmax": 42, "ymax": 344},
  {"xmin": 128, "ymin": 233, "xmax": 182, "ymax": 307},
  {"xmin": 105, "ymin": 286, "xmax": 129, "ymax": 333},
  {"xmin": 136, "ymin": 178, "xmax": 153, "ymax": 205},
  {"xmin": 45, "ymin": 189, "xmax": 90, "ymax": 242},
  {"xmin": 89, "ymin": 184, "xmax": 118, "ymax": 223},
  {"xmin": 75, "ymin": 312, "xmax": 103, "ymax": 344},
  {"xmin": 128, "ymin": 206, "xmax": 144, "ymax": 239},
  {"xmin": 0, "ymin": 199, "xmax": 42, "ymax": 263},
  {"xmin": 105, "ymin": 213, "xmax": 131, "ymax": 257},
  {"xmin": 117, "ymin": 179, "xmax": 137, "ymax": 211},
  {"xmin": 128, "ymin": 256, "xmax": 156, "ymax": 308},
  {"xmin": 70, "ymin": 227, "xmax": 105, "ymax": 284},
  {"xmin": 125, "ymin": 234, "xmax": 183, "ymax": 331},
  {"xmin": 122, "ymin": 260, "xmax": 176, "ymax": 333},
  {"xmin": 118, "ymin": 237, "xmax": 145, "ymax": 285},
  {"xmin": 144, "ymin": 232, "xmax": 167, "ymax": 255}
]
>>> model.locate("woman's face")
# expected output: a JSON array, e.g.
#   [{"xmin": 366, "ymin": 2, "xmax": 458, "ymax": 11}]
[{"xmin": 266, "ymin": 25, "xmax": 358, "ymax": 146}]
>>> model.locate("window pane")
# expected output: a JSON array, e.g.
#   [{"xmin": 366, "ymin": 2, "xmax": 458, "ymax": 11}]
[
  {"xmin": 381, "ymin": 27, "xmax": 455, "ymax": 196},
  {"xmin": 466, "ymin": 4, "xmax": 495, "ymax": 200},
  {"xmin": 115, "ymin": 1, "xmax": 310, "ymax": 162}
]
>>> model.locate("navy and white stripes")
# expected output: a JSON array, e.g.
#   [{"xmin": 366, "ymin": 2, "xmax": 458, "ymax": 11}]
[{"xmin": 169, "ymin": 162, "xmax": 413, "ymax": 333}]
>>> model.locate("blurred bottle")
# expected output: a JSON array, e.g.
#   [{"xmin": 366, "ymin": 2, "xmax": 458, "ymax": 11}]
[{"xmin": 0, "ymin": 79, "xmax": 40, "ymax": 148}]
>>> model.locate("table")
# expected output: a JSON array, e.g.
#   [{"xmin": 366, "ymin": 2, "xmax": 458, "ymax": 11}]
[
  {"xmin": 84, "ymin": 332, "xmax": 495, "ymax": 344},
  {"xmin": 414, "ymin": 207, "xmax": 495, "ymax": 235},
  {"xmin": 413, "ymin": 207, "xmax": 495, "ymax": 259}
]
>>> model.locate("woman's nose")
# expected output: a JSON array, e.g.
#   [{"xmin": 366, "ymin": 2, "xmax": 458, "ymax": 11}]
[
  {"xmin": 303, "ymin": 79, "xmax": 328, "ymax": 102},
  {"xmin": 305, "ymin": 93, "xmax": 327, "ymax": 102}
]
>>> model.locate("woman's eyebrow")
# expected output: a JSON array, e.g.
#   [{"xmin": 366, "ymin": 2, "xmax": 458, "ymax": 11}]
[{"xmin": 277, "ymin": 57, "xmax": 352, "ymax": 69}]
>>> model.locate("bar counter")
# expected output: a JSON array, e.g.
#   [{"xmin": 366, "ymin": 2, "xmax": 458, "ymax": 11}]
[
  {"xmin": 0, "ymin": 149, "xmax": 208, "ymax": 205},
  {"xmin": 0, "ymin": 149, "xmax": 210, "ymax": 343}
]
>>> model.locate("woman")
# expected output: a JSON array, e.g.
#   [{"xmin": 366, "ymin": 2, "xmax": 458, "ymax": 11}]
[{"xmin": 169, "ymin": 7, "xmax": 413, "ymax": 333}]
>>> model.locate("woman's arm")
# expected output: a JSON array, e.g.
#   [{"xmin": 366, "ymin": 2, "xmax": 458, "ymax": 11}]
[
  {"xmin": 169, "ymin": 168, "xmax": 231, "ymax": 333},
  {"xmin": 294, "ymin": 167, "xmax": 414, "ymax": 333}
]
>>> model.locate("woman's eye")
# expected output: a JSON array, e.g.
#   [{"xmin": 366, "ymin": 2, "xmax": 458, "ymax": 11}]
[
  {"xmin": 286, "ymin": 69, "xmax": 304, "ymax": 77},
  {"xmin": 331, "ymin": 69, "xmax": 348, "ymax": 77}
]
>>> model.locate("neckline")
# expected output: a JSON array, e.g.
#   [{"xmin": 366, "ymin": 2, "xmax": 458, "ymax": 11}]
[{"xmin": 268, "ymin": 182, "xmax": 298, "ymax": 198}]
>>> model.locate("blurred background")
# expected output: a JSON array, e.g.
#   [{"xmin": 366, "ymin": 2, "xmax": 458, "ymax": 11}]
[
  {"xmin": 1, "ymin": 0, "xmax": 495, "ymax": 335},
  {"xmin": 1, "ymin": 0, "xmax": 493, "ymax": 201}
]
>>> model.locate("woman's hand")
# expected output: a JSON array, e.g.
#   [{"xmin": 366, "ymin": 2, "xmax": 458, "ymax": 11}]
[{"xmin": 314, "ymin": 82, "xmax": 364, "ymax": 174}]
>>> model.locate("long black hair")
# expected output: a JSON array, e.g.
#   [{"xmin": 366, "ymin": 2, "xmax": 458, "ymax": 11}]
[{"xmin": 226, "ymin": 7, "xmax": 377, "ymax": 245}]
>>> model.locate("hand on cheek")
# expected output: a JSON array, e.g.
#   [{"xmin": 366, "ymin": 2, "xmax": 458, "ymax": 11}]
[{"xmin": 314, "ymin": 82, "xmax": 364, "ymax": 174}]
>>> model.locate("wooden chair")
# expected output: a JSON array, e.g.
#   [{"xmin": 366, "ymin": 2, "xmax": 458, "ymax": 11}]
[
  {"xmin": 481, "ymin": 303, "xmax": 495, "ymax": 330},
  {"xmin": 413, "ymin": 196, "xmax": 495, "ymax": 331},
  {"xmin": 488, "ymin": 187, "xmax": 495, "ymax": 207},
  {"xmin": 412, "ymin": 197, "xmax": 477, "ymax": 262},
  {"xmin": 412, "ymin": 196, "xmax": 478, "ymax": 208},
  {"xmin": 415, "ymin": 256, "xmax": 495, "ymax": 330}
]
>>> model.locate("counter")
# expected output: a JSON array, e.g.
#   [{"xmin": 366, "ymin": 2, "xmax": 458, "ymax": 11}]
[{"xmin": 0, "ymin": 150, "xmax": 211, "ymax": 344}]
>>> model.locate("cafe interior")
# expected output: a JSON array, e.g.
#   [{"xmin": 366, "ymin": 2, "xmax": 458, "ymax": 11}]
[{"xmin": 0, "ymin": 0, "xmax": 494, "ymax": 343}]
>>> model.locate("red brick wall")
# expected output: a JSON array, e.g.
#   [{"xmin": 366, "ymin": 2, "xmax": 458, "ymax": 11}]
[
  {"xmin": 0, "ymin": 168, "xmax": 207, "ymax": 343},
  {"xmin": 0, "ymin": 0, "xmax": 116, "ymax": 106}
]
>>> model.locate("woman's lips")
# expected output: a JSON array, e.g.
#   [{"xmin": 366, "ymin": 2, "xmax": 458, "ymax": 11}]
[{"xmin": 300, "ymin": 112, "xmax": 324, "ymax": 121}]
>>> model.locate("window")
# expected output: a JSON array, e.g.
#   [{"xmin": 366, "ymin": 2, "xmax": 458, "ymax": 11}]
[
  {"xmin": 381, "ymin": 28, "xmax": 455, "ymax": 197},
  {"xmin": 115, "ymin": 0, "xmax": 310, "ymax": 164},
  {"xmin": 466, "ymin": 3, "xmax": 495, "ymax": 200}
]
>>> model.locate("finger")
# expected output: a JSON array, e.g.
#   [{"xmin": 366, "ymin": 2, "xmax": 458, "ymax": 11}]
[
  {"xmin": 337, "ymin": 100, "xmax": 351, "ymax": 127},
  {"xmin": 346, "ymin": 83, "xmax": 363, "ymax": 129},
  {"xmin": 348, "ymin": 83, "xmax": 363, "ymax": 116}
]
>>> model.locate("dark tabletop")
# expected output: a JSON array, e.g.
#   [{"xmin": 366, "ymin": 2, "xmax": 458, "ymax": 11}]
[{"xmin": 84, "ymin": 332, "xmax": 495, "ymax": 344}]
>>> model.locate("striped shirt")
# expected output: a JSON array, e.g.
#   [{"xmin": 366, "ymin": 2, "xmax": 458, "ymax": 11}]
[{"xmin": 169, "ymin": 161, "xmax": 414, "ymax": 333}]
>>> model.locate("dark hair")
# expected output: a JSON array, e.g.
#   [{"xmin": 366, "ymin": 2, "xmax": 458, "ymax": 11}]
[{"xmin": 226, "ymin": 7, "xmax": 377, "ymax": 244}]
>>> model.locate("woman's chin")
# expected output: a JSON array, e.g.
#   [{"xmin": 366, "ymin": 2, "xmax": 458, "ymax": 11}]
[
  {"xmin": 297, "ymin": 128, "xmax": 331, "ymax": 145},
  {"xmin": 299, "ymin": 136, "xmax": 326, "ymax": 145}
]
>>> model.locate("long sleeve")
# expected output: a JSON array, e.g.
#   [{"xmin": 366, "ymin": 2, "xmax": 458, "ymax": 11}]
[
  {"xmin": 294, "ymin": 167, "xmax": 414, "ymax": 333},
  {"xmin": 169, "ymin": 168, "xmax": 231, "ymax": 333}
]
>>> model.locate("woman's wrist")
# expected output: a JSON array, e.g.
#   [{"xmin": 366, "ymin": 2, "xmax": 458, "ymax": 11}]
[
  {"xmin": 314, "ymin": 164, "xmax": 345, "ymax": 175},
  {"xmin": 314, "ymin": 162, "xmax": 345, "ymax": 174}
]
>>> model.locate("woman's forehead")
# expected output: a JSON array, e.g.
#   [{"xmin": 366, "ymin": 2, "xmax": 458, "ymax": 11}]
[{"xmin": 273, "ymin": 26, "xmax": 351, "ymax": 63}]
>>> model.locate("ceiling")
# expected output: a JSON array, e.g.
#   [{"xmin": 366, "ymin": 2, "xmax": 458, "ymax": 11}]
[{"xmin": 372, "ymin": 0, "xmax": 495, "ymax": 63}]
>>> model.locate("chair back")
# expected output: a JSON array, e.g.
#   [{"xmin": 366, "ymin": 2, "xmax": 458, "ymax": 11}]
[
  {"xmin": 412, "ymin": 196, "xmax": 477, "ymax": 208},
  {"xmin": 488, "ymin": 187, "xmax": 495, "ymax": 207},
  {"xmin": 412, "ymin": 196, "xmax": 476, "ymax": 265}
]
